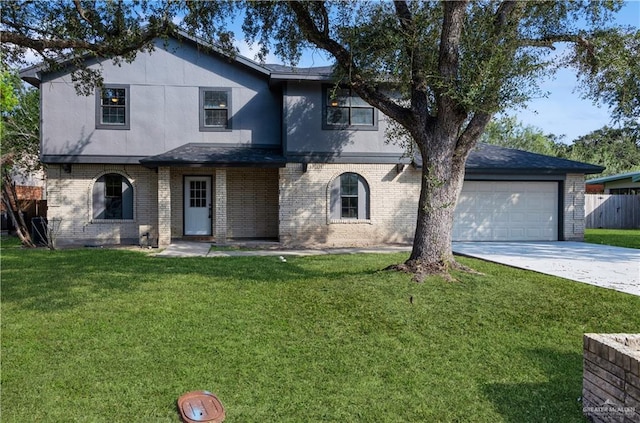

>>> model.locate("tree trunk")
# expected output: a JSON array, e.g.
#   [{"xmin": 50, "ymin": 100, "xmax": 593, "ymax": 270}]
[{"xmin": 391, "ymin": 125, "xmax": 474, "ymax": 281}]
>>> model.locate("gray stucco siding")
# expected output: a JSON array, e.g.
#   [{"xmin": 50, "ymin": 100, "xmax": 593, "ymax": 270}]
[
  {"xmin": 40, "ymin": 38, "xmax": 280, "ymax": 162},
  {"xmin": 283, "ymin": 82, "xmax": 404, "ymax": 158}
]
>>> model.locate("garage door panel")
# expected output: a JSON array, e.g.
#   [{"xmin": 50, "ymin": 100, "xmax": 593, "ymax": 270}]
[{"xmin": 454, "ymin": 181, "xmax": 558, "ymax": 241}]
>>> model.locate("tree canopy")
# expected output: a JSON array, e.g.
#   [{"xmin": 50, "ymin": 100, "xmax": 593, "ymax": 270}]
[
  {"xmin": 481, "ymin": 115, "xmax": 640, "ymax": 177},
  {"xmin": 480, "ymin": 115, "xmax": 564, "ymax": 156},
  {"xmin": 1, "ymin": 64, "xmax": 40, "ymax": 247},
  {"xmin": 566, "ymin": 125, "xmax": 640, "ymax": 177},
  {"xmin": 2, "ymin": 1, "xmax": 638, "ymax": 276}
]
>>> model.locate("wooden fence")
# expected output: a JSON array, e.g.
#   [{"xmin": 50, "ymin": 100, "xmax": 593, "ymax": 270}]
[{"xmin": 585, "ymin": 194, "xmax": 640, "ymax": 229}]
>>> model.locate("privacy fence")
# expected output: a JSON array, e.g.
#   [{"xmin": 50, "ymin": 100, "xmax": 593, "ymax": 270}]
[{"xmin": 585, "ymin": 194, "xmax": 640, "ymax": 229}]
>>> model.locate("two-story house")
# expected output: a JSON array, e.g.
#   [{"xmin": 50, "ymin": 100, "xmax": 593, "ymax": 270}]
[{"xmin": 21, "ymin": 32, "xmax": 603, "ymax": 248}]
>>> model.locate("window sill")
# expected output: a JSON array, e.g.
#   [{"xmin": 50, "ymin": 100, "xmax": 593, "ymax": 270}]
[
  {"xmin": 199, "ymin": 127, "xmax": 232, "ymax": 132},
  {"xmin": 329, "ymin": 219, "xmax": 372, "ymax": 225},
  {"xmin": 322, "ymin": 125, "xmax": 378, "ymax": 131},
  {"xmin": 95, "ymin": 124, "xmax": 130, "ymax": 130},
  {"xmin": 91, "ymin": 219, "xmax": 136, "ymax": 224}
]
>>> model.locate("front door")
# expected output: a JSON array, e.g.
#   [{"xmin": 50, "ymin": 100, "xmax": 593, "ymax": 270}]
[{"xmin": 184, "ymin": 176, "xmax": 212, "ymax": 236}]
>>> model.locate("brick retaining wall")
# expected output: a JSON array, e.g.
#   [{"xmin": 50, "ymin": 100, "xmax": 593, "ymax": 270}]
[{"xmin": 582, "ymin": 333, "xmax": 640, "ymax": 423}]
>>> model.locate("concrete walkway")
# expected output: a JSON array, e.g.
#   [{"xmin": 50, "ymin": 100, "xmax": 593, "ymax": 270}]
[
  {"xmin": 155, "ymin": 241, "xmax": 639, "ymax": 297},
  {"xmin": 155, "ymin": 241, "xmax": 412, "ymax": 258}
]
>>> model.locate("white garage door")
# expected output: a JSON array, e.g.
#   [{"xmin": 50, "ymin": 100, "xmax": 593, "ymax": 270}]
[{"xmin": 453, "ymin": 181, "xmax": 558, "ymax": 241}]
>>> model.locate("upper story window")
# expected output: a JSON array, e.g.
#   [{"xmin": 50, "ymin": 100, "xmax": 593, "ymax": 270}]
[
  {"xmin": 323, "ymin": 86, "xmax": 377, "ymax": 130},
  {"xmin": 200, "ymin": 87, "xmax": 232, "ymax": 131},
  {"xmin": 329, "ymin": 172, "xmax": 370, "ymax": 221},
  {"xmin": 96, "ymin": 84, "xmax": 130, "ymax": 130},
  {"xmin": 92, "ymin": 173, "xmax": 133, "ymax": 220}
]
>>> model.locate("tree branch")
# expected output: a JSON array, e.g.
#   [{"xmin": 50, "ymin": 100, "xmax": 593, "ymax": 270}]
[
  {"xmin": 394, "ymin": 1, "xmax": 430, "ymax": 125},
  {"xmin": 520, "ymin": 34, "xmax": 594, "ymax": 53},
  {"xmin": 1, "ymin": 19, "xmax": 171, "ymax": 58},
  {"xmin": 438, "ymin": 1, "xmax": 467, "ymax": 87},
  {"xmin": 288, "ymin": 0, "xmax": 412, "ymax": 126},
  {"xmin": 457, "ymin": 111, "xmax": 492, "ymax": 153},
  {"xmin": 73, "ymin": 0, "xmax": 93, "ymax": 25},
  {"xmin": 435, "ymin": 0, "xmax": 468, "ymax": 126}
]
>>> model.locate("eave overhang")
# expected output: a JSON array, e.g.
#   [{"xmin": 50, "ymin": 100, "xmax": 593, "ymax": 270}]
[{"xmin": 139, "ymin": 144, "xmax": 287, "ymax": 169}]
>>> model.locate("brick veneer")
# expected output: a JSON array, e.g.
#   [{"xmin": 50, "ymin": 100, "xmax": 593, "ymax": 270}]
[
  {"xmin": 278, "ymin": 163, "xmax": 420, "ymax": 247},
  {"xmin": 582, "ymin": 334, "xmax": 640, "ymax": 423},
  {"xmin": 564, "ymin": 173, "xmax": 586, "ymax": 241},
  {"xmin": 278, "ymin": 164, "xmax": 588, "ymax": 247},
  {"xmin": 45, "ymin": 163, "xmax": 587, "ymax": 247},
  {"xmin": 45, "ymin": 164, "xmax": 158, "ymax": 246}
]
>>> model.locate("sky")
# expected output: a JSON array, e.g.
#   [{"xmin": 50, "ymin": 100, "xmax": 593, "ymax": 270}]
[
  {"xmin": 513, "ymin": 1, "xmax": 640, "ymax": 143},
  {"xmin": 236, "ymin": 1, "xmax": 640, "ymax": 144}
]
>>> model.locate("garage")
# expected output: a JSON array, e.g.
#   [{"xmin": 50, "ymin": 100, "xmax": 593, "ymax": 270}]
[{"xmin": 453, "ymin": 181, "xmax": 559, "ymax": 241}]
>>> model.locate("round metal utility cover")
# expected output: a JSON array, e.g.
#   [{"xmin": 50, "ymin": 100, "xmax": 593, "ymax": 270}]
[{"xmin": 177, "ymin": 391, "xmax": 225, "ymax": 423}]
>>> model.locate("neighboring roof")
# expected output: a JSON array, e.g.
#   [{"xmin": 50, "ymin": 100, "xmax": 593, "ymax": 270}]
[
  {"xmin": 585, "ymin": 171, "xmax": 640, "ymax": 185},
  {"xmin": 139, "ymin": 144, "xmax": 287, "ymax": 168},
  {"xmin": 414, "ymin": 143, "xmax": 605, "ymax": 175}
]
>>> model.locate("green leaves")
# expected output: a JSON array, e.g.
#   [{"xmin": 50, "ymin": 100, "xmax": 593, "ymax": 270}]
[
  {"xmin": 569, "ymin": 126, "xmax": 640, "ymax": 176},
  {"xmin": 1, "ymin": 66, "xmax": 40, "ymax": 175},
  {"xmin": 571, "ymin": 28, "xmax": 640, "ymax": 123},
  {"xmin": 481, "ymin": 115, "xmax": 563, "ymax": 156}
]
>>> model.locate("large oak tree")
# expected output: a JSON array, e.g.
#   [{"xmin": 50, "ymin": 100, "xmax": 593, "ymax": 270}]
[{"xmin": 2, "ymin": 1, "xmax": 638, "ymax": 277}]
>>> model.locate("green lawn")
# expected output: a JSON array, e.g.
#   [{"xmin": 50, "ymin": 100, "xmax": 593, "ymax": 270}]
[
  {"xmin": 584, "ymin": 228, "xmax": 640, "ymax": 249},
  {"xmin": 2, "ymin": 237, "xmax": 639, "ymax": 422}
]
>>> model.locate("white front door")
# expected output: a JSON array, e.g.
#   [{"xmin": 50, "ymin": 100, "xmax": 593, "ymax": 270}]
[{"xmin": 184, "ymin": 176, "xmax": 212, "ymax": 236}]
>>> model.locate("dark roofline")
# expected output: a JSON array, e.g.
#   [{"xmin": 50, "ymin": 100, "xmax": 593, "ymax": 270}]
[
  {"xmin": 139, "ymin": 144, "xmax": 287, "ymax": 168},
  {"xmin": 19, "ymin": 29, "xmax": 332, "ymax": 86},
  {"xmin": 466, "ymin": 144, "xmax": 605, "ymax": 174},
  {"xmin": 413, "ymin": 143, "xmax": 605, "ymax": 175},
  {"xmin": 172, "ymin": 30, "xmax": 272, "ymax": 77}
]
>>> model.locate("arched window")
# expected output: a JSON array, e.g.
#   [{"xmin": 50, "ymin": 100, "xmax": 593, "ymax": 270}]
[
  {"xmin": 330, "ymin": 173, "xmax": 370, "ymax": 220},
  {"xmin": 93, "ymin": 173, "xmax": 133, "ymax": 220}
]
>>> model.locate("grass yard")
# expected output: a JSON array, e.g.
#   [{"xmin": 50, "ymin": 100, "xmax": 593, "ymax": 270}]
[
  {"xmin": 2, "ymin": 237, "xmax": 639, "ymax": 422},
  {"xmin": 584, "ymin": 228, "xmax": 640, "ymax": 249}
]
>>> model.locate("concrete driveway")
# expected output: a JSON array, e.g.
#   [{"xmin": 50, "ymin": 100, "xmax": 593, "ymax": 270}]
[{"xmin": 452, "ymin": 242, "xmax": 640, "ymax": 297}]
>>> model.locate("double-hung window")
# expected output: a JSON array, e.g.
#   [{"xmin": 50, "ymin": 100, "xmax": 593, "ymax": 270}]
[
  {"xmin": 330, "ymin": 172, "xmax": 370, "ymax": 221},
  {"xmin": 93, "ymin": 173, "xmax": 133, "ymax": 220},
  {"xmin": 340, "ymin": 173, "xmax": 360, "ymax": 218},
  {"xmin": 200, "ymin": 88, "xmax": 231, "ymax": 131},
  {"xmin": 96, "ymin": 84, "xmax": 130, "ymax": 129},
  {"xmin": 324, "ymin": 86, "xmax": 376, "ymax": 129}
]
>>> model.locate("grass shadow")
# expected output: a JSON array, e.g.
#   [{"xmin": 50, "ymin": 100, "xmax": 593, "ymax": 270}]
[{"xmin": 482, "ymin": 348, "xmax": 587, "ymax": 422}]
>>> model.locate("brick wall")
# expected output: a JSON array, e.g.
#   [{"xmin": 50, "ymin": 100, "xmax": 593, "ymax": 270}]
[
  {"xmin": 582, "ymin": 333, "xmax": 640, "ymax": 423},
  {"xmin": 565, "ymin": 173, "xmax": 586, "ymax": 241},
  {"xmin": 46, "ymin": 164, "xmax": 158, "ymax": 246},
  {"xmin": 226, "ymin": 168, "xmax": 279, "ymax": 239},
  {"xmin": 280, "ymin": 165, "xmax": 588, "ymax": 247},
  {"xmin": 279, "ymin": 163, "xmax": 420, "ymax": 247},
  {"xmin": 167, "ymin": 167, "xmax": 279, "ymax": 241},
  {"xmin": 46, "ymin": 162, "xmax": 588, "ymax": 247}
]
